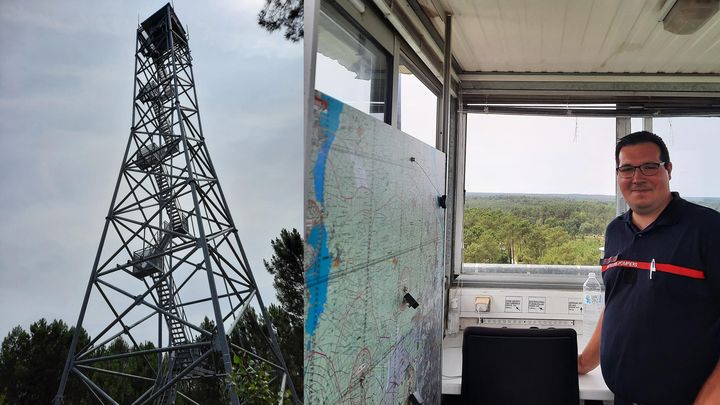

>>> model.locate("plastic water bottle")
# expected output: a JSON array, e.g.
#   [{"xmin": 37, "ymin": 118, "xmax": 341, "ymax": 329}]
[
  {"xmin": 447, "ymin": 298, "xmax": 460, "ymax": 334},
  {"xmin": 583, "ymin": 272, "xmax": 603, "ymax": 337}
]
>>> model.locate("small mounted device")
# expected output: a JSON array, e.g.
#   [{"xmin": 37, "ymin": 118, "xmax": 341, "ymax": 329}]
[{"xmin": 404, "ymin": 293, "xmax": 419, "ymax": 309}]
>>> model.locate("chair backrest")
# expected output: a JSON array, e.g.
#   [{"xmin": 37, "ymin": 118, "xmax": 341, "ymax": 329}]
[{"xmin": 461, "ymin": 326, "xmax": 579, "ymax": 405}]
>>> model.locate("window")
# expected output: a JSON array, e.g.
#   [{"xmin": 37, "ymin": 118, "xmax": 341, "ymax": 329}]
[
  {"xmin": 397, "ymin": 64, "xmax": 438, "ymax": 147},
  {"xmin": 315, "ymin": 9, "xmax": 390, "ymax": 122},
  {"xmin": 463, "ymin": 114, "xmax": 616, "ymax": 267},
  {"xmin": 653, "ymin": 117, "xmax": 720, "ymax": 211}
]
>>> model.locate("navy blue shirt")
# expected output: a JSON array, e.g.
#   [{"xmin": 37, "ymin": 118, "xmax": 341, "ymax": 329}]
[{"xmin": 600, "ymin": 193, "xmax": 720, "ymax": 404}]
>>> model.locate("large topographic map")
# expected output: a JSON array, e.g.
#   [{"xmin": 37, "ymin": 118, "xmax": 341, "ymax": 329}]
[{"xmin": 305, "ymin": 91, "xmax": 445, "ymax": 404}]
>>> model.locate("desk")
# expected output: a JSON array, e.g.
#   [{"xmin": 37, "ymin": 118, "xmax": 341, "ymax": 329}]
[{"xmin": 441, "ymin": 332, "xmax": 614, "ymax": 402}]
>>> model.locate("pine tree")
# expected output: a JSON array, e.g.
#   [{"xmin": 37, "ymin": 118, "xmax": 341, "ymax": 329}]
[
  {"xmin": 258, "ymin": 0, "xmax": 303, "ymax": 42},
  {"xmin": 0, "ymin": 319, "xmax": 91, "ymax": 404},
  {"xmin": 263, "ymin": 228, "xmax": 304, "ymax": 401}
]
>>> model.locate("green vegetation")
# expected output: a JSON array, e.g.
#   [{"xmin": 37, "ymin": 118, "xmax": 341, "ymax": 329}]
[
  {"xmin": 464, "ymin": 194, "xmax": 615, "ymax": 265},
  {"xmin": 687, "ymin": 197, "xmax": 720, "ymax": 212},
  {"xmin": 229, "ymin": 352, "xmax": 277, "ymax": 403},
  {"xmin": 229, "ymin": 228, "xmax": 304, "ymax": 404},
  {"xmin": 0, "ymin": 319, "xmax": 91, "ymax": 404},
  {"xmin": 464, "ymin": 193, "xmax": 719, "ymax": 265},
  {"xmin": 0, "ymin": 229, "xmax": 304, "ymax": 404}
]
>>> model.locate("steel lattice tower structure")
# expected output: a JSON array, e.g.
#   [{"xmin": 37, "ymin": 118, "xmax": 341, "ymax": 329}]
[{"xmin": 54, "ymin": 4, "xmax": 297, "ymax": 404}]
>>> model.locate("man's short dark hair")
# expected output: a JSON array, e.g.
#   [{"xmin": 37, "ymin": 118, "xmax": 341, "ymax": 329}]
[{"xmin": 615, "ymin": 131, "xmax": 671, "ymax": 167}]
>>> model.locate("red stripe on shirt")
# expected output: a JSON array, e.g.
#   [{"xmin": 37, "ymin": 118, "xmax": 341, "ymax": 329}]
[{"xmin": 601, "ymin": 260, "xmax": 705, "ymax": 279}]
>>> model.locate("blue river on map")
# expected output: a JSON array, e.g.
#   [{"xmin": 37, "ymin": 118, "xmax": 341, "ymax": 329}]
[{"xmin": 306, "ymin": 94, "xmax": 342, "ymax": 345}]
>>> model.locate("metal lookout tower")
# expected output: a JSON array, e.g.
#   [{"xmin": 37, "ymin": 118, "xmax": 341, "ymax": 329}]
[{"xmin": 54, "ymin": 4, "xmax": 297, "ymax": 404}]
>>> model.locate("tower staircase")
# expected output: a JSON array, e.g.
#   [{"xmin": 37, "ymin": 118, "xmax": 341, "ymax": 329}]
[{"xmin": 131, "ymin": 53, "xmax": 200, "ymax": 404}]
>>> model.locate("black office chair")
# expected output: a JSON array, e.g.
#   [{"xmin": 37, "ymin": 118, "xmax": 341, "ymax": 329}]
[{"xmin": 460, "ymin": 326, "xmax": 579, "ymax": 405}]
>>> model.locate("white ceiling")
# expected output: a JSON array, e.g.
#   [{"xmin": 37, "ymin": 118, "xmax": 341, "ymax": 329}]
[{"xmin": 423, "ymin": 0, "xmax": 720, "ymax": 74}]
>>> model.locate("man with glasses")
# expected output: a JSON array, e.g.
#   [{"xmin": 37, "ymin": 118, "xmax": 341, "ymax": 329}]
[{"xmin": 577, "ymin": 131, "xmax": 720, "ymax": 404}]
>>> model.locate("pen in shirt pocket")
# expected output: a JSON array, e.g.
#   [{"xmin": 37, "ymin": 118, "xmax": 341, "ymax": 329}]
[{"xmin": 650, "ymin": 258, "xmax": 656, "ymax": 280}]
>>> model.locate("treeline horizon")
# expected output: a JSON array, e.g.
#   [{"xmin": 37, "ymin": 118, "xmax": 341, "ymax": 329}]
[
  {"xmin": 0, "ymin": 229, "xmax": 304, "ymax": 405},
  {"xmin": 466, "ymin": 192, "xmax": 720, "ymax": 209},
  {"xmin": 463, "ymin": 194, "xmax": 719, "ymax": 265}
]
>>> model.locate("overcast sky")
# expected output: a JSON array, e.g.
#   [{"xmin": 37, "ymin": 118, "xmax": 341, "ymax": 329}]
[
  {"xmin": 465, "ymin": 114, "xmax": 720, "ymax": 197},
  {"xmin": 0, "ymin": 0, "xmax": 302, "ymax": 338},
  {"xmin": 391, "ymin": 76, "xmax": 720, "ymax": 198}
]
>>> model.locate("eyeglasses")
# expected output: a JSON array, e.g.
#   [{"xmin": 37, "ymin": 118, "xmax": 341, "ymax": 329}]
[{"xmin": 616, "ymin": 162, "xmax": 665, "ymax": 178}]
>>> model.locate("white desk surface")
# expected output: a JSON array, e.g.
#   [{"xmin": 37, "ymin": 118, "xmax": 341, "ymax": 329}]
[{"xmin": 441, "ymin": 332, "xmax": 614, "ymax": 401}]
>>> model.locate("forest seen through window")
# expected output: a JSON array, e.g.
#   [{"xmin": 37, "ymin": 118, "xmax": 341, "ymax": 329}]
[{"xmin": 463, "ymin": 193, "xmax": 720, "ymax": 266}]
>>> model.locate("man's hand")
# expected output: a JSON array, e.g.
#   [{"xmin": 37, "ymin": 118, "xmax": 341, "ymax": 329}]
[
  {"xmin": 578, "ymin": 310, "xmax": 603, "ymax": 375},
  {"xmin": 577, "ymin": 353, "xmax": 597, "ymax": 375}
]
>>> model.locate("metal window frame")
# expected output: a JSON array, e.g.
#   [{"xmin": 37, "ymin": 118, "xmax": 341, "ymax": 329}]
[{"xmin": 317, "ymin": 0, "xmax": 395, "ymax": 124}]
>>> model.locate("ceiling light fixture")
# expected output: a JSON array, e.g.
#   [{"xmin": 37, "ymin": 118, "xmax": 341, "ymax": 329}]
[{"xmin": 661, "ymin": 0, "xmax": 720, "ymax": 35}]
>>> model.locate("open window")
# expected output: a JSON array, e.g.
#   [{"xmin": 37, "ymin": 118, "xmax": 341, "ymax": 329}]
[
  {"xmin": 463, "ymin": 114, "xmax": 616, "ymax": 270},
  {"xmin": 632, "ymin": 117, "xmax": 720, "ymax": 211}
]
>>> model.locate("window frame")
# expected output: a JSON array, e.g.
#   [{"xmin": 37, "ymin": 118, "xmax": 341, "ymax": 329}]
[{"xmin": 317, "ymin": 1, "xmax": 395, "ymax": 124}]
